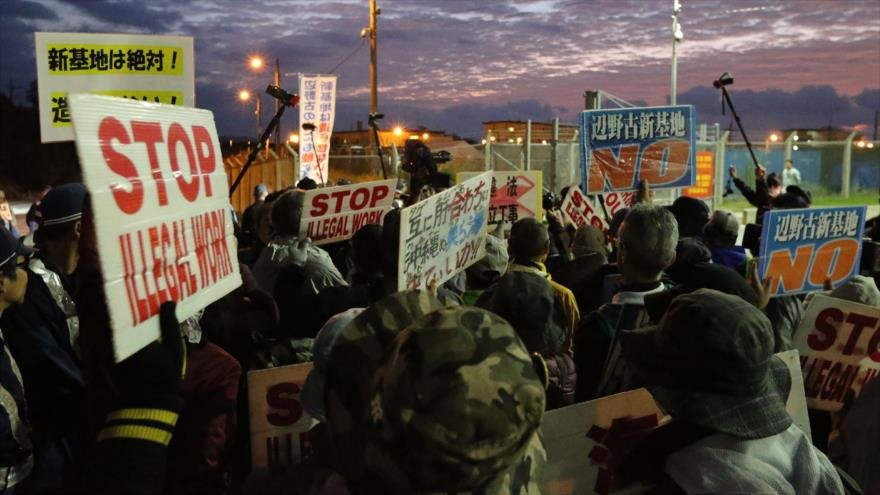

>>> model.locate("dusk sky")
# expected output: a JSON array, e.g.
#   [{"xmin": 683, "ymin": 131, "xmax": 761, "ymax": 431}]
[{"xmin": 2, "ymin": 0, "xmax": 879, "ymax": 140}]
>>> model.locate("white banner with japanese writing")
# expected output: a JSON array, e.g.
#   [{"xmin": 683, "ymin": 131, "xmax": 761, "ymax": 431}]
[
  {"xmin": 299, "ymin": 179, "xmax": 396, "ymax": 245},
  {"xmin": 457, "ymin": 171, "xmax": 543, "ymax": 233},
  {"xmin": 793, "ymin": 293, "xmax": 880, "ymax": 412},
  {"xmin": 247, "ymin": 363, "xmax": 317, "ymax": 469},
  {"xmin": 398, "ymin": 172, "xmax": 491, "ymax": 291},
  {"xmin": 69, "ymin": 94, "xmax": 241, "ymax": 362},
  {"xmin": 35, "ymin": 32, "xmax": 195, "ymax": 143},
  {"xmin": 298, "ymin": 74, "xmax": 336, "ymax": 185}
]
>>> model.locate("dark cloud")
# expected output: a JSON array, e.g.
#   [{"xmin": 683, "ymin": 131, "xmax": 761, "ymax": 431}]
[{"xmin": 7, "ymin": 0, "xmax": 58, "ymax": 20}]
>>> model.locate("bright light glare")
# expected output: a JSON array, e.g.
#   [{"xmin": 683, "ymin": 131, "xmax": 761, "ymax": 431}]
[
  {"xmin": 249, "ymin": 56, "xmax": 264, "ymax": 70},
  {"xmin": 769, "ymin": 133, "xmax": 779, "ymax": 142},
  {"xmin": 238, "ymin": 89, "xmax": 250, "ymax": 101}
]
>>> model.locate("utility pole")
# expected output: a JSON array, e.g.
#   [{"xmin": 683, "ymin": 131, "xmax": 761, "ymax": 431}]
[
  {"xmin": 671, "ymin": 0, "xmax": 683, "ymax": 105},
  {"xmin": 274, "ymin": 58, "xmax": 281, "ymax": 153},
  {"xmin": 369, "ymin": 0, "xmax": 379, "ymax": 114}
]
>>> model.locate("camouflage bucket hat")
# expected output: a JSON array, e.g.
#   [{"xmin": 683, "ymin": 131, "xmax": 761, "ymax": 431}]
[
  {"xmin": 365, "ymin": 306, "xmax": 546, "ymax": 494},
  {"xmin": 324, "ymin": 290, "xmax": 448, "ymax": 479}
]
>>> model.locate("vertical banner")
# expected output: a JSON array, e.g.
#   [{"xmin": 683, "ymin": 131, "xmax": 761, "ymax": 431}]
[
  {"xmin": 457, "ymin": 171, "xmax": 543, "ymax": 232},
  {"xmin": 759, "ymin": 206, "xmax": 866, "ymax": 296},
  {"xmin": 579, "ymin": 105, "xmax": 696, "ymax": 194},
  {"xmin": 398, "ymin": 172, "xmax": 492, "ymax": 291},
  {"xmin": 560, "ymin": 186, "xmax": 610, "ymax": 236},
  {"xmin": 298, "ymin": 74, "xmax": 336, "ymax": 185},
  {"xmin": 682, "ymin": 150, "xmax": 715, "ymax": 199},
  {"xmin": 35, "ymin": 32, "xmax": 194, "ymax": 143},
  {"xmin": 299, "ymin": 179, "xmax": 396, "ymax": 245},
  {"xmin": 793, "ymin": 294, "xmax": 880, "ymax": 412},
  {"xmin": 69, "ymin": 94, "xmax": 241, "ymax": 361},
  {"xmin": 247, "ymin": 363, "xmax": 317, "ymax": 469}
]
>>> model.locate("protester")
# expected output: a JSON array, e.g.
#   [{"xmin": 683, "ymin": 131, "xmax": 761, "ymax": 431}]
[
  {"xmin": 551, "ymin": 224, "xmax": 607, "ymax": 298},
  {"xmin": 24, "ymin": 186, "xmax": 50, "ymax": 235},
  {"xmin": 783, "ymin": 158, "xmax": 802, "ymax": 187},
  {"xmin": 573, "ymin": 204, "xmax": 677, "ymax": 402},
  {"xmin": 666, "ymin": 196, "xmax": 710, "ymax": 239},
  {"xmin": 462, "ymin": 233, "xmax": 508, "ymax": 305},
  {"xmin": 296, "ymin": 177, "xmax": 318, "ymax": 190},
  {"xmin": 240, "ymin": 183, "xmax": 269, "ymax": 246},
  {"xmin": 730, "ymin": 165, "xmax": 777, "ymax": 220},
  {"xmin": 324, "ymin": 291, "xmax": 546, "ymax": 493},
  {"xmin": 828, "ymin": 376, "xmax": 880, "ymax": 495},
  {"xmin": 617, "ymin": 289, "xmax": 845, "ymax": 493},
  {"xmin": 29, "ymin": 183, "xmax": 85, "ymax": 353},
  {"xmin": 703, "ymin": 209, "xmax": 748, "ymax": 272},
  {"xmin": 0, "ymin": 227, "xmax": 33, "ymax": 492},
  {"xmin": 0, "ymin": 190, "xmax": 21, "ymax": 239}
]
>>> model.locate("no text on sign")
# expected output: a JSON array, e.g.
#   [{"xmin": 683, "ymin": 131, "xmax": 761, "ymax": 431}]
[{"xmin": 69, "ymin": 94, "xmax": 240, "ymax": 361}]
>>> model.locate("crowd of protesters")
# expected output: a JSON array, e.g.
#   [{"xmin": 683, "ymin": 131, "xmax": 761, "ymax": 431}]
[{"xmin": 0, "ymin": 155, "xmax": 877, "ymax": 495}]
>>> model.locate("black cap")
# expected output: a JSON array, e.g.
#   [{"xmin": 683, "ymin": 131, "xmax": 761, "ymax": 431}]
[
  {"xmin": 0, "ymin": 227, "xmax": 29, "ymax": 273},
  {"xmin": 40, "ymin": 183, "xmax": 87, "ymax": 227}
]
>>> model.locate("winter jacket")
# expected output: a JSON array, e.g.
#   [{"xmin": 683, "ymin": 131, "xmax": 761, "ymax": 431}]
[{"xmin": 252, "ymin": 236, "xmax": 347, "ymax": 296}]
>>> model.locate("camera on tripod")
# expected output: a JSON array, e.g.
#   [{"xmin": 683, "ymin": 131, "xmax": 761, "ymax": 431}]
[{"xmin": 713, "ymin": 72, "xmax": 734, "ymax": 88}]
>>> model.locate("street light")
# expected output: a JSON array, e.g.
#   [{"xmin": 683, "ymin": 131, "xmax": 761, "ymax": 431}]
[
  {"xmin": 249, "ymin": 56, "xmax": 264, "ymax": 70},
  {"xmin": 289, "ymin": 133, "xmax": 299, "ymax": 144},
  {"xmin": 238, "ymin": 89, "xmax": 250, "ymax": 101},
  {"xmin": 393, "ymin": 126, "xmax": 403, "ymax": 136},
  {"xmin": 421, "ymin": 132, "xmax": 429, "ymax": 140},
  {"xmin": 769, "ymin": 133, "xmax": 779, "ymax": 142}
]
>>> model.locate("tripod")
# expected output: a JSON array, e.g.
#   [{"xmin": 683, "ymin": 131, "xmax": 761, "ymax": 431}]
[{"xmin": 368, "ymin": 113, "xmax": 388, "ymax": 179}]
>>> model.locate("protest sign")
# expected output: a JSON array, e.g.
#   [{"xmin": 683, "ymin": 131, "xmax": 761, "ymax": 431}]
[
  {"xmin": 579, "ymin": 105, "xmax": 696, "ymax": 194},
  {"xmin": 560, "ymin": 186, "xmax": 610, "ymax": 235},
  {"xmin": 247, "ymin": 363, "xmax": 317, "ymax": 469},
  {"xmin": 69, "ymin": 94, "xmax": 241, "ymax": 361},
  {"xmin": 601, "ymin": 191, "xmax": 633, "ymax": 218},
  {"xmin": 681, "ymin": 151, "xmax": 714, "ymax": 199},
  {"xmin": 35, "ymin": 32, "xmax": 194, "ymax": 143},
  {"xmin": 457, "ymin": 171, "xmax": 543, "ymax": 232},
  {"xmin": 398, "ymin": 172, "xmax": 491, "ymax": 291},
  {"xmin": 299, "ymin": 179, "xmax": 395, "ymax": 245},
  {"xmin": 793, "ymin": 293, "xmax": 880, "ymax": 412},
  {"xmin": 777, "ymin": 349, "xmax": 812, "ymax": 438},
  {"xmin": 759, "ymin": 206, "xmax": 866, "ymax": 296},
  {"xmin": 298, "ymin": 74, "xmax": 337, "ymax": 185}
]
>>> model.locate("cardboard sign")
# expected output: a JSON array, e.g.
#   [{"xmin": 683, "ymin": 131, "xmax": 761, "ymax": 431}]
[
  {"xmin": 299, "ymin": 180, "xmax": 395, "ymax": 245},
  {"xmin": 35, "ymin": 32, "xmax": 194, "ymax": 143},
  {"xmin": 398, "ymin": 172, "xmax": 491, "ymax": 291},
  {"xmin": 682, "ymin": 151, "xmax": 714, "ymax": 199},
  {"xmin": 247, "ymin": 363, "xmax": 317, "ymax": 469},
  {"xmin": 793, "ymin": 293, "xmax": 880, "ymax": 412},
  {"xmin": 69, "ymin": 94, "xmax": 241, "ymax": 361},
  {"xmin": 601, "ymin": 191, "xmax": 633, "ymax": 218},
  {"xmin": 580, "ymin": 105, "xmax": 696, "ymax": 194},
  {"xmin": 542, "ymin": 353, "xmax": 813, "ymax": 494},
  {"xmin": 560, "ymin": 186, "xmax": 609, "ymax": 234},
  {"xmin": 759, "ymin": 206, "xmax": 866, "ymax": 296},
  {"xmin": 298, "ymin": 74, "xmax": 337, "ymax": 185},
  {"xmin": 458, "ymin": 171, "xmax": 543, "ymax": 231}
]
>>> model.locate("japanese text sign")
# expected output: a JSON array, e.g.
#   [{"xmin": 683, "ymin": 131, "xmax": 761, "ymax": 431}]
[
  {"xmin": 759, "ymin": 206, "xmax": 866, "ymax": 296},
  {"xmin": 579, "ymin": 105, "xmax": 696, "ymax": 194},
  {"xmin": 457, "ymin": 171, "xmax": 543, "ymax": 232},
  {"xmin": 35, "ymin": 32, "xmax": 194, "ymax": 143},
  {"xmin": 247, "ymin": 363, "xmax": 317, "ymax": 469},
  {"xmin": 299, "ymin": 179, "xmax": 395, "ymax": 245},
  {"xmin": 298, "ymin": 74, "xmax": 336, "ymax": 185},
  {"xmin": 560, "ymin": 186, "xmax": 610, "ymax": 236},
  {"xmin": 69, "ymin": 94, "xmax": 241, "ymax": 362},
  {"xmin": 682, "ymin": 151, "xmax": 714, "ymax": 199},
  {"xmin": 793, "ymin": 294, "xmax": 880, "ymax": 412},
  {"xmin": 398, "ymin": 172, "xmax": 491, "ymax": 291}
]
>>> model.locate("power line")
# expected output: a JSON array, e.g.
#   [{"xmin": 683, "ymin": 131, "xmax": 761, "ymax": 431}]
[{"xmin": 325, "ymin": 38, "xmax": 367, "ymax": 74}]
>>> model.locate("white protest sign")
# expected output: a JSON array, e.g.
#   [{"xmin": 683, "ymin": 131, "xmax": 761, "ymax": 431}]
[
  {"xmin": 601, "ymin": 191, "xmax": 634, "ymax": 218},
  {"xmin": 35, "ymin": 32, "xmax": 194, "ymax": 143},
  {"xmin": 560, "ymin": 186, "xmax": 609, "ymax": 234},
  {"xmin": 793, "ymin": 293, "xmax": 880, "ymax": 412},
  {"xmin": 298, "ymin": 74, "xmax": 336, "ymax": 185},
  {"xmin": 299, "ymin": 180, "xmax": 395, "ymax": 245},
  {"xmin": 69, "ymin": 94, "xmax": 241, "ymax": 361},
  {"xmin": 398, "ymin": 172, "xmax": 491, "ymax": 291},
  {"xmin": 247, "ymin": 363, "xmax": 317, "ymax": 469},
  {"xmin": 457, "ymin": 171, "xmax": 543, "ymax": 233},
  {"xmin": 777, "ymin": 349, "xmax": 812, "ymax": 439}
]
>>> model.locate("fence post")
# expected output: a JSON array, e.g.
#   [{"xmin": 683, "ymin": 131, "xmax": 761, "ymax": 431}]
[
  {"xmin": 842, "ymin": 132, "xmax": 856, "ymax": 198},
  {"xmin": 783, "ymin": 133, "xmax": 794, "ymax": 164},
  {"xmin": 715, "ymin": 130, "xmax": 730, "ymax": 207},
  {"xmin": 550, "ymin": 118, "xmax": 559, "ymax": 193},
  {"xmin": 484, "ymin": 139, "xmax": 492, "ymax": 171},
  {"xmin": 525, "ymin": 120, "xmax": 532, "ymax": 171}
]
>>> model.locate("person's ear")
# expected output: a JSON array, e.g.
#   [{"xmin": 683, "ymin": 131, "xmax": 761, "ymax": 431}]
[{"xmin": 73, "ymin": 220, "xmax": 82, "ymax": 240}]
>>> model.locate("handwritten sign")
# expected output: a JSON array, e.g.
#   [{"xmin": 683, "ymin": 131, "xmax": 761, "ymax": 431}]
[
  {"xmin": 759, "ymin": 206, "xmax": 866, "ymax": 296},
  {"xmin": 579, "ymin": 105, "xmax": 696, "ymax": 194},
  {"xmin": 69, "ymin": 94, "xmax": 240, "ymax": 361},
  {"xmin": 247, "ymin": 363, "xmax": 317, "ymax": 469},
  {"xmin": 35, "ymin": 32, "xmax": 194, "ymax": 143},
  {"xmin": 298, "ymin": 74, "xmax": 336, "ymax": 185},
  {"xmin": 398, "ymin": 172, "xmax": 491, "ymax": 291},
  {"xmin": 560, "ymin": 186, "xmax": 609, "ymax": 235},
  {"xmin": 794, "ymin": 294, "xmax": 880, "ymax": 412},
  {"xmin": 682, "ymin": 151, "xmax": 714, "ymax": 199},
  {"xmin": 458, "ymin": 171, "xmax": 543, "ymax": 232},
  {"xmin": 299, "ymin": 180, "xmax": 395, "ymax": 245}
]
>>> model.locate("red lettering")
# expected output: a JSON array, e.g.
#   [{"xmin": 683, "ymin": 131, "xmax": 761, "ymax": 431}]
[
  {"xmin": 809, "ymin": 307, "xmax": 843, "ymax": 351},
  {"xmin": 640, "ymin": 139, "xmax": 690, "ymax": 187},
  {"xmin": 310, "ymin": 194, "xmax": 329, "ymax": 216},
  {"xmin": 370, "ymin": 185, "xmax": 389, "ymax": 207},
  {"xmin": 766, "ymin": 245, "xmax": 813, "ymax": 293},
  {"xmin": 329, "ymin": 189, "xmax": 350, "ymax": 214},
  {"xmin": 167, "ymin": 123, "xmax": 200, "ymax": 202},
  {"xmin": 350, "ymin": 188, "xmax": 369, "ymax": 210},
  {"xmin": 588, "ymin": 144, "xmax": 639, "ymax": 192},
  {"xmin": 809, "ymin": 238, "xmax": 860, "ymax": 286},
  {"xmin": 869, "ymin": 322, "xmax": 880, "ymax": 363},
  {"xmin": 98, "ymin": 117, "xmax": 143, "ymax": 214},
  {"xmin": 131, "ymin": 121, "xmax": 168, "ymax": 206},
  {"xmin": 148, "ymin": 225, "xmax": 169, "ymax": 306},
  {"xmin": 191, "ymin": 125, "xmax": 216, "ymax": 197},
  {"xmin": 842, "ymin": 312, "xmax": 878, "ymax": 356},
  {"xmin": 266, "ymin": 382, "xmax": 303, "ymax": 426}
]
